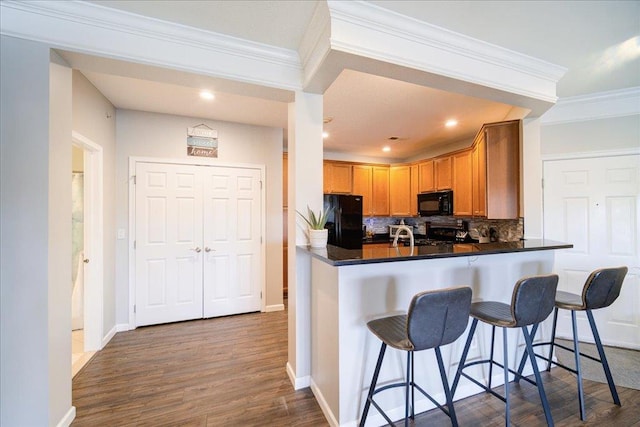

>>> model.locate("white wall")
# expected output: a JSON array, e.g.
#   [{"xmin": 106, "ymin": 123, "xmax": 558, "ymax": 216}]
[
  {"xmin": 0, "ymin": 35, "xmax": 73, "ymax": 426},
  {"xmin": 541, "ymin": 114, "xmax": 640, "ymax": 156},
  {"xmin": 72, "ymin": 70, "xmax": 117, "ymax": 338},
  {"xmin": 114, "ymin": 110, "xmax": 284, "ymax": 324}
]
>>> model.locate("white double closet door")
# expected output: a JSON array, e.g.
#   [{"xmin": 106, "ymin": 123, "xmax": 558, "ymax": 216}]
[{"xmin": 135, "ymin": 161, "xmax": 263, "ymax": 327}]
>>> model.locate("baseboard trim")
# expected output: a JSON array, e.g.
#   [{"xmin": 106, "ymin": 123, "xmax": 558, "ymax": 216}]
[
  {"xmin": 116, "ymin": 323, "xmax": 132, "ymax": 332},
  {"xmin": 285, "ymin": 362, "xmax": 310, "ymax": 390},
  {"xmin": 265, "ymin": 303, "xmax": 285, "ymax": 312},
  {"xmin": 309, "ymin": 378, "xmax": 339, "ymax": 427},
  {"xmin": 55, "ymin": 406, "xmax": 76, "ymax": 427},
  {"xmin": 101, "ymin": 325, "xmax": 117, "ymax": 348}
]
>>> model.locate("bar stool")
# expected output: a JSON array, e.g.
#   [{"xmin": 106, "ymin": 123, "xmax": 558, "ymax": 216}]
[
  {"xmin": 451, "ymin": 274, "xmax": 559, "ymax": 427},
  {"xmin": 359, "ymin": 286, "xmax": 472, "ymax": 427},
  {"xmin": 515, "ymin": 266, "xmax": 628, "ymax": 420}
]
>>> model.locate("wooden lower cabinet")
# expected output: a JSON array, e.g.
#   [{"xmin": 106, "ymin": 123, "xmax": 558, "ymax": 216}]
[{"xmin": 453, "ymin": 150, "xmax": 473, "ymax": 216}]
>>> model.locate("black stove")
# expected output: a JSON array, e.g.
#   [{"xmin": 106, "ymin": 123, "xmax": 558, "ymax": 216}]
[{"xmin": 402, "ymin": 220, "xmax": 477, "ymax": 246}]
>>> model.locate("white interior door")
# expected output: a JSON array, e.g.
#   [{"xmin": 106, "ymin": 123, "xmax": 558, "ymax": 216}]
[
  {"xmin": 203, "ymin": 167, "xmax": 262, "ymax": 317},
  {"xmin": 135, "ymin": 162, "xmax": 204, "ymax": 326},
  {"xmin": 543, "ymin": 154, "xmax": 640, "ymax": 348}
]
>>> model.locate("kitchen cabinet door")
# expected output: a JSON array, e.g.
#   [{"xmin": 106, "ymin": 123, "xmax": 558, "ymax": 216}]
[
  {"xmin": 434, "ymin": 156, "xmax": 452, "ymax": 190},
  {"xmin": 371, "ymin": 166, "xmax": 390, "ymax": 216},
  {"xmin": 472, "ymin": 134, "xmax": 487, "ymax": 217},
  {"xmin": 453, "ymin": 150, "xmax": 473, "ymax": 216},
  {"xmin": 418, "ymin": 160, "xmax": 434, "ymax": 193},
  {"xmin": 390, "ymin": 165, "xmax": 412, "ymax": 216},
  {"xmin": 485, "ymin": 121, "xmax": 519, "ymax": 219},
  {"xmin": 323, "ymin": 161, "xmax": 352, "ymax": 194},
  {"xmin": 410, "ymin": 164, "xmax": 419, "ymax": 216},
  {"xmin": 352, "ymin": 165, "xmax": 373, "ymax": 215}
]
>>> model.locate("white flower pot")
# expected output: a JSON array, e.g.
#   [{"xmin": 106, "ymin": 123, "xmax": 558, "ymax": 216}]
[{"xmin": 309, "ymin": 228, "xmax": 328, "ymax": 248}]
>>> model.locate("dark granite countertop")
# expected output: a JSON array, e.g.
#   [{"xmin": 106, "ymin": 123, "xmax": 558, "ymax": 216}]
[{"xmin": 300, "ymin": 239, "xmax": 572, "ymax": 266}]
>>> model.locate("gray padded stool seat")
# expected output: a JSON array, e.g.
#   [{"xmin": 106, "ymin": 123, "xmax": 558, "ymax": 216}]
[
  {"xmin": 516, "ymin": 266, "xmax": 628, "ymax": 420},
  {"xmin": 359, "ymin": 286, "xmax": 472, "ymax": 427},
  {"xmin": 452, "ymin": 274, "xmax": 559, "ymax": 427}
]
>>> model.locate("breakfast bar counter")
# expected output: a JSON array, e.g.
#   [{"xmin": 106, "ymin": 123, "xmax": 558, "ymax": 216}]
[{"xmin": 297, "ymin": 240, "xmax": 571, "ymax": 426}]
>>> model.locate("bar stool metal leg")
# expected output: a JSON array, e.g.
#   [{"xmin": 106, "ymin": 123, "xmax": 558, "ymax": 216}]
[
  {"xmin": 570, "ymin": 310, "xmax": 586, "ymax": 420},
  {"xmin": 546, "ymin": 308, "xmax": 559, "ymax": 371},
  {"xmin": 502, "ymin": 328, "xmax": 510, "ymax": 426},
  {"xmin": 435, "ymin": 347, "xmax": 459, "ymax": 427},
  {"xmin": 360, "ymin": 342, "xmax": 387, "ymax": 427},
  {"xmin": 586, "ymin": 310, "xmax": 620, "ymax": 406},
  {"xmin": 522, "ymin": 324, "xmax": 554, "ymax": 426},
  {"xmin": 452, "ymin": 318, "xmax": 478, "ymax": 395}
]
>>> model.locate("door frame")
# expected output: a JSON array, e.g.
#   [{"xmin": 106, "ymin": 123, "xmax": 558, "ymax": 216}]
[
  {"xmin": 72, "ymin": 131, "xmax": 104, "ymax": 351},
  {"xmin": 128, "ymin": 156, "xmax": 267, "ymax": 329}
]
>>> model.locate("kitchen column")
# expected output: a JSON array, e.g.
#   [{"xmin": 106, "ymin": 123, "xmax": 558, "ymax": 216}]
[{"xmin": 287, "ymin": 91, "xmax": 324, "ymax": 389}]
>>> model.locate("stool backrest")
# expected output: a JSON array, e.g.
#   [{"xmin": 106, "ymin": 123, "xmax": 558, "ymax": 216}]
[
  {"xmin": 511, "ymin": 274, "xmax": 559, "ymax": 327},
  {"xmin": 583, "ymin": 266, "xmax": 628, "ymax": 310},
  {"xmin": 407, "ymin": 286, "xmax": 472, "ymax": 351}
]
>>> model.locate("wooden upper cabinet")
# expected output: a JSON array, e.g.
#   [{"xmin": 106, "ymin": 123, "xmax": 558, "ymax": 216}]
[
  {"xmin": 472, "ymin": 134, "xmax": 487, "ymax": 217},
  {"xmin": 434, "ymin": 156, "xmax": 452, "ymax": 190},
  {"xmin": 452, "ymin": 150, "xmax": 473, "ymax": 216},
  {"xmin": 352, "ymin": 165, "xmax": 373, "ymax": 216},
  {"xmin": 485, "ymin": 120, "xmax": 520, "ymax": 219},
  {"xmin": 323, "ymin": 161, "xmax": 352, "ymax": 194},
  {"xmin": 410, "ymin": 164, "xmax": 419, "ymax": 216},
  {"xmin": 418, "ymin": 160, "xmax": 434, "ymax": 193},
  {"xmin": 371, "ymin": 166, "xmax": 390, "ymax": 216},
  {"xmin": 389, "ymin": 165, "xmax": 412, "ymax": 216},
  {"xmin": 352, "ymin": 165, "xmax": 389, "ymax": 216}
]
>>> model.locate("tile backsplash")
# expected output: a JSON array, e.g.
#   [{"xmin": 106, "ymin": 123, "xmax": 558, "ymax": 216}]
[{"xmin": 364, "ymin": 216, "xmax": 524, "ymax": 242}]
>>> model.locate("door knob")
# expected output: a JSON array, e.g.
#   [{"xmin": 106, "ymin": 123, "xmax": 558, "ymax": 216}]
[
  {"xmin": 205, "ymin": 247, "xmax": 214, "ymax": 252},
  {"xmin": 190, "ymin": 247, "xmax": 202, "ymax": 253},
  {"xmin": 83, "ymin": 258, "xmax": 90, "ymax": 264}
]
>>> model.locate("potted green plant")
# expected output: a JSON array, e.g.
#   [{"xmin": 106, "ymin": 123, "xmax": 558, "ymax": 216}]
[{"xmin": 297, "ymin": 205, "xmax": 331, "ymax": 248}]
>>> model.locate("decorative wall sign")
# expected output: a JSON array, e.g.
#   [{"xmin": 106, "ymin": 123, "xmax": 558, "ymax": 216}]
[{"xmin": 187, "ymin": 124, "xmax": 218, "ymax": 157}]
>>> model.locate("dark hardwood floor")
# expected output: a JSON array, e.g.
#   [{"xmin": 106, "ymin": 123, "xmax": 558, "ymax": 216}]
[{"xmin": 72, "ymin": 307, "xmax": 640, "ymax": 426}]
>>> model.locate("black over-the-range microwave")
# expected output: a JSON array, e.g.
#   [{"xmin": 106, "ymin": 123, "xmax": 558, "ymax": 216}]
[{"xmin": 417, "ymin": 190, "xmax": 453, "ymax": 216}]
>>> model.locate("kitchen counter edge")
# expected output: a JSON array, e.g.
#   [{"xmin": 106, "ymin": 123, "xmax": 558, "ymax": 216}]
[{"xmin": 298, "ymin": 239, "xmax": 573, "ymax": 266}]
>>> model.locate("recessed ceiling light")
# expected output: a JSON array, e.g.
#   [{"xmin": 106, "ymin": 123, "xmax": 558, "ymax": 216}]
[
  {"xmin": 445, "ymin": 119, "xmax": 458, "ymax": 127},
  {"xmin": 200, "ymin": 90, "xmax": 215, "ymax": 100},
  {"xmin": 382, "ymin": 146, "xmax": 391, "ymax": 152},
  {"xmin": 322, "ymin": 131, "xmax": 329, "ymax": 139}
]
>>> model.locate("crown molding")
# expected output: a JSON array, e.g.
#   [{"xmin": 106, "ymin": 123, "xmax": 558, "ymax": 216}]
[
  {"xmin": 541, "ymin": 87, "xmax": 640, "ymax": 125},
  {"xmin": 298, "ymin": 1, "xmax": 333, "ymax": 88},
  {"xmin": 0, "ymin": 0, "xmax": 303, "ymax": 91},
  {"xmin": 326, "ymin": 0, "xmax": 567, "ymax": 104}
]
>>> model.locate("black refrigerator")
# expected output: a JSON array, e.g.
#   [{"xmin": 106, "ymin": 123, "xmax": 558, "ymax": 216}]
[{"xmin": 324, "ymin": 194, "xmax": 363, "ymax": 249}]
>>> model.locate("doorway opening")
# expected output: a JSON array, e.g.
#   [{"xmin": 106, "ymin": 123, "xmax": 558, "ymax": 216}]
[{"xmin": 71, "ymin": 131, "xmax": 104, "ymax": 376}]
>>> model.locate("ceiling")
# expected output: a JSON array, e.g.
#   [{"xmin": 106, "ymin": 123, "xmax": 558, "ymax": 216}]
[{"xmin": 78, "ymin": 0, "xmax": 639, "ymax": 161}]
